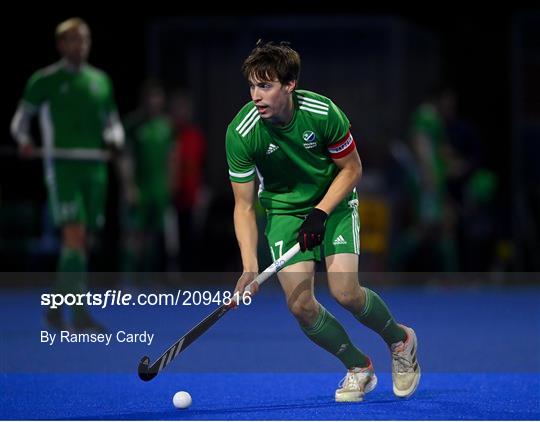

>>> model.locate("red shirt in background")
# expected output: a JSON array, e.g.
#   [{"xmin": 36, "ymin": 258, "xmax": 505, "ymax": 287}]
[{"xmin": 172, "ymin": 124, "xmax": 206, "ymax": 211}]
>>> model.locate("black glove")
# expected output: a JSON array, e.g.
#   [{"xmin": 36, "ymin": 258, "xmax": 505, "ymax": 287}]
[{"xmin": 297, "ymin": 208, "xmax": 328, "ymax": 252}]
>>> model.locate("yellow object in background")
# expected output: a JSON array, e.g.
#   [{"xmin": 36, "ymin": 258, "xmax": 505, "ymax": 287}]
[{"xmin": 358, "ymin": 197, "xmax": 390, "ymax": 254}]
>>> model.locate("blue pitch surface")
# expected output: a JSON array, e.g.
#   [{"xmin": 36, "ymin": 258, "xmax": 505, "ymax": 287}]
[{"xmin": 1, "ymin": 284, "xmax": 539, "ymax": 420}]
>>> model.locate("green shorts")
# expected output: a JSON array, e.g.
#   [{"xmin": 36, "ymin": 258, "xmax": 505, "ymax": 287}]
[
  {"xmin": 46, "ymin": 162, "xmax": 108, "ymax": 230},
  {"xmin": 265, "ymin": 194, "xmax": 360, "ymax": 268}
]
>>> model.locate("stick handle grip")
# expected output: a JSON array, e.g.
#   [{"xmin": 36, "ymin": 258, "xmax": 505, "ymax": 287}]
[
  {"xmin": 244, "ymin": 243, "xmax": 301, "ymax": 295},
  {"xmin": 33, "ymin": 148, "xmax": 112, "ymax": 161}
]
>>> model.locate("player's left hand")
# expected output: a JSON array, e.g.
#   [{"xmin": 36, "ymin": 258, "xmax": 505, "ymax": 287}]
[
  {"xmin": 297, "ymin": 208, "xmax": 328, "ymax": 252},
  {"xmin": 230, "ymin": 271, "xmax": 258, "ymax": 309},
  {"xmin": 234, "ymin": 271, "xmax": 259, "ymax": 296}
]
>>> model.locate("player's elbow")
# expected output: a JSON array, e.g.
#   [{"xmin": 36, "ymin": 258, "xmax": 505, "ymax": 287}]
[
  {"xmin": 355, "ymin": 159, "xmax": 363, "ymax": 182},
  {"xmin": 234, "ymin": 201, "xmax": 256, "ymax": 215}
]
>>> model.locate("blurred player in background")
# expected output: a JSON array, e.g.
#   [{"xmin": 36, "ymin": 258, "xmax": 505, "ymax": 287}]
[
  {"xmin": 438, "ymin": 89, "xmax": 499, "ymax": 271},
  {"xmin": 226, "ymin": 41, "xmax": 420, "ymax": 402},
  {"xmin": 120, "ymin": 80, "xmax": 174, "ymax": 273},
  {"xmin": 10, "ymin": 17, "xmax": 124, "ymax": 332},
  {"xmin": 169, "ymin": 91, "xmax": 207, "ymax": 271},
  {"xmin": 391, "ymin": 87, "xmax": 459, "ymax": 271}
]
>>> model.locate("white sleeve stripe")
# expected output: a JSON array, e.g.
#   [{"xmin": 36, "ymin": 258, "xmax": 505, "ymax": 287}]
[
  {"xmin": 236, "ymin": 107, "xmax": 258, "ymax": 132},
  {"xmin": 229, "ymin": 168, "xmax": 255, "ymax": 178},
  {"xmin": 297, "ymin": 95, "xmax": 329, "ymax": 108},
  {"xmin": 240, "ymin": 115, "xmax": 261, "ymax": 137},
  {"xmin": 298, "ymin": 100, "xmax": 328, "ymax": 111},
  {"xmin": 238, "ymin": 112, "xmax": 259, "ymax": 136},
  {"xmin": 299, "ymin": 106, "xmax": 328, "ymax": 115},
  {"xmin": 298, "ymin": 101, "xmax": 328, "ymax": 111}
]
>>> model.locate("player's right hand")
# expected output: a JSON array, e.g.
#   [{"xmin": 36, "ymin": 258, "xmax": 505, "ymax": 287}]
[
  {"xmin": 18, "ymin": 143, "xmax": 35, "ymax": 158},
  {"xmin": 297, "ymin": 207, "xmax": 328, "ymax": 252}
]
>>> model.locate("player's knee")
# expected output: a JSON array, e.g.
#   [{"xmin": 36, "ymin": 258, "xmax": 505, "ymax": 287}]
[
  {"xmin": 288, "ymin": 298, "xmax": 318, "ymax": 325},
  {"xmin": 331, "ymin": 286, "xmax": 365, "ymax": 313}
]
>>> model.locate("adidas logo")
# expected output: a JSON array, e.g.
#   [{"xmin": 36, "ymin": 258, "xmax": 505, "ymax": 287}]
[
  {"xmin": 333, "ymin": 235, "xmax": 347, "ymax": 245},
  {"xmin": 266, "ymin": 143, "xmax": 279, "ymax": 155}
]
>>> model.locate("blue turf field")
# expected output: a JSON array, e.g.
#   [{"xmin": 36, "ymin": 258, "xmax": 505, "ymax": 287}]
[{"xmin": 1, "ymin": 285, "xmax": 539, "ymax": 420}]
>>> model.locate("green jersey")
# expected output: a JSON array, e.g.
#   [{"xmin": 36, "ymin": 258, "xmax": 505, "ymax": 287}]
[
  {"xmin": 226, "ymin": 90, "xmax": 356, "ymax": 215},
  {"xmin": 410, "ymin": 103, "xmax": 446, "ymax": 187},
  {"xmin": 22, "ymin": 61, "xmax": 117, "ymax": 150},
  {"xmin": 409, "ymin": 103, "xmax": 447, "ymax": 223},
  {"xmin": 124, "ymin": 113, "xmax": 173, "ymax": 201}
]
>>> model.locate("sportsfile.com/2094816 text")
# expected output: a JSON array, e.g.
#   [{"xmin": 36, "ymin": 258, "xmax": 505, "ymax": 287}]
[{"xmin": 40, "ymin": 290, "xmax": 253, "ymax": 309}]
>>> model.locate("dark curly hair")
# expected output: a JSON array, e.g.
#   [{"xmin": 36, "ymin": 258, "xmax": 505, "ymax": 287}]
[{"xmin": 242, "ymin": 40, "xmax": 301, "ymax": 86}]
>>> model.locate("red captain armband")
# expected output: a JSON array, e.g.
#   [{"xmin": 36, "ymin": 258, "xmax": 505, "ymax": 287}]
[{"xmin": 327, "ymin": 131, "xmax": 356, "ymax": 159}]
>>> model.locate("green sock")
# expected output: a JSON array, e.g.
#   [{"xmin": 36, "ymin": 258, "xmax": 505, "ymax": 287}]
[
  {"xmin": 55, "ymin": 248, "xmax": 87, "ymax": 293},
  {"xmin": 55, "ymin": 248, "xmax": 88, "ymax": 322},
  {"xmin": 355, "ymin": 288, "xmax": 406, "ymax": 346},
  {"xmin": 301, "ymin": 305, "xmax": 369, "ymax": 369}
]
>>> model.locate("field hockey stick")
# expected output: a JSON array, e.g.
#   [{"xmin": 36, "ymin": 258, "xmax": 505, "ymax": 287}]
[
  {"xmin": 138, "ymin": 243, "xmax": 301, "ymax": 381},
  {"xmin": 0, "ymin": 146, "xmax": 112, "ymax": 161}
]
